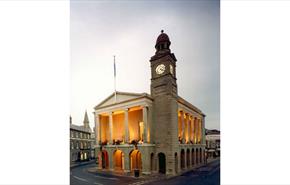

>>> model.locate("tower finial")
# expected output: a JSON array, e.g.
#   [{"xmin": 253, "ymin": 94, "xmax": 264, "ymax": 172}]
[{"xmin": 161, "ymin": 30, "xmax": 164, "ymax": 33}]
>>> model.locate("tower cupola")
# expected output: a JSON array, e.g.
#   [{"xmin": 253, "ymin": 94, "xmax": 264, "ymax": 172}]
[{"xmin": 155, "ymin": 30, "xmax": 171, "ymax": 54}]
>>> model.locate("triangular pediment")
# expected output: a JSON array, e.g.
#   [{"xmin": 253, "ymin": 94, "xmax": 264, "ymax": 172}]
[{"xmin": 94, "ymin": 91, "xmax": 148, "ymax": 109}]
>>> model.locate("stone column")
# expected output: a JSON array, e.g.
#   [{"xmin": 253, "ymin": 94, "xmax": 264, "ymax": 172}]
[
  {"xmin": 189, "ymin": 151, "xmax": 192, "ymax": 168},
  {"xmin": 99, "ymin": 115, "xmax": 102, "ymax": 144},
  {"xmin": 142, "ymin": 106, "xmax": 148, "ymax": 143},
  {"xmin": 184, "ymin": 151, "xmax": 187, "ymax": 169},
  {"xmin": 193, "ymin": 149, "xmax": 196, "ymax": 166},
  {"xmin": 188, "ymin": 116, "xmax": 192, "ymax": 141},
  {"xmin": 186, "ymin": 114, "xmax": 190, "ymax": 143},
  {"xmin": 147, "ymin": 106, "xmax": 152, "ymax": 143},
  {"xmin": 177, "ymin": 152, "xmax": 181, "ymax": 173},
  {"xmin": 108, "ymin": 150, "xmax": 114, "ymax": 170},
  {"xmin": 142, "ymin": 151, "xmax": 150, "ymax": 174},
  {"xmin": 109, "ymin": 112, "xmax": 113, "ymax": 144},
  {"xmin": 202, "ymin": 116, "xmax": 206, "ymax": 145},
  {"xmin": 97, "ymin": 151, "xmax": 102, "ymax": 169},
  {"xmin": 181, "ymin": 111, "xmax": 185, "ymax": 143},
  {"xmin": 94, "ymin": 113, "xmax": 99, "ymax": 145},
  {"xmin": 191, "ymin": 116, "xmax": 194, "ymax": 143},
  {"xmin": 124, "ymin": 108, "xmax": 129, "ymax": 143},
  {"xmin": 124, "ymin": 150, "xmax": 130, "ymax": 173},
  {"xmin": 201, "ymin": 149, "xmax": 205, "ymax": 164},
  {"xmin": 194, "ymin": 117, "xmax": 197, "ymax": 144},
  {"xmin": 198, "ymin": 119, "xmax": 201, "ymax": 144}
]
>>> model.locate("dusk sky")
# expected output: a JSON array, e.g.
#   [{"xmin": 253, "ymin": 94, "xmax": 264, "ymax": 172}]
[{"xmin": 70, "ymin": 0, "xmax": 220, "ymax": 130}]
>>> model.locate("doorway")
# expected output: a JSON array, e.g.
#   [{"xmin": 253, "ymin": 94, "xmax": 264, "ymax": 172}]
[{"xmin": 158, "ymin": 153, "xmax": 166, "ymax": 174}]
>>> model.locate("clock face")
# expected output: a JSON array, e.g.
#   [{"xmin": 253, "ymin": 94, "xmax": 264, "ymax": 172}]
[
  {"xmin": 155, "ymin": 64, "xmax": 166, "ymax": 75},
  {"xmin": 170, "ymin": 64, "xmax": 173, "ymax": 75}
]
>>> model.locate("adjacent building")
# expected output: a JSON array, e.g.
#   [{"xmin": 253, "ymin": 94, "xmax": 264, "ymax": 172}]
[
  {"xmin": 205, "ymin": 129, "xmax": 220, "ymax": 159},
  {"xmin": 94, "ymin": 31, "xmax": 206, "ymax": 176},
  {"xmin": 70, "ymin": 112, "xmax": 94, "ymax": 163}
]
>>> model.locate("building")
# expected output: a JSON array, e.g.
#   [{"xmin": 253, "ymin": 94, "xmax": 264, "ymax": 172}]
[
  {"xmin": 205, "ymin": 129, "xmax": 220, "ymax": 159},
  {"xmin": 70, "ymin": 111, "xmax": 94, "ymax": 163},
  {"xmin": 93, "ymin": 31, "xmax": 206, "ymax": 176}
]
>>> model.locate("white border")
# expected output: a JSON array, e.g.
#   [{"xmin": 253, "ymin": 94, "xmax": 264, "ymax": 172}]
[
  {"xmin": 0, "ymin": 1, "xmax": 69, "ymax": 184},
  {"xmin": 221, "ymin": 1, "xmax": 290, "ymax": 184}
]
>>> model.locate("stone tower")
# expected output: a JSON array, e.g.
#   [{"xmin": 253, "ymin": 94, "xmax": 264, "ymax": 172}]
[
  {"xmin": 83, "ymin": 110, "xmax": 89, "ymax": 128},
  {"xmin": 150, "ymin": 30, "xmax": 179, "ymax": 175}
]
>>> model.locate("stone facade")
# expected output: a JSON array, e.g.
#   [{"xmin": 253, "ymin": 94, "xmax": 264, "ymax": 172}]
[
  {"xmin": 70, "ymin": 112, "xmax": 94, "ymax": 163},
  {"xmin": 94, "ymin": 31, "xmax": 206, "ymax": 176}
]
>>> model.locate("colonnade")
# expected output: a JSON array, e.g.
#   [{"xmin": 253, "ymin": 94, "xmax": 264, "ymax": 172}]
[
  {"xmin": 178, "ymin": 110, "xmax": 205, "ymax": 144},
  {"xmin": 94, "ymin": 106, "xmax": 150, "ymax": 145},
  {"xmin": 180, "ymin": 148, "xmax": 205, "ymax": 171}
]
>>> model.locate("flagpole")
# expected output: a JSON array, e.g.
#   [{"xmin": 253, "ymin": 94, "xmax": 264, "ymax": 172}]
[{"xmin": 114, "ymin": 55, "xmax": 117, "ymax": 103}]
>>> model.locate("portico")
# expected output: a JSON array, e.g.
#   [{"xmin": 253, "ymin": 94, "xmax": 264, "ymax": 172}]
[{"xmin": 94, "ymin": 92, "xmax": 154, "ymax": 174}]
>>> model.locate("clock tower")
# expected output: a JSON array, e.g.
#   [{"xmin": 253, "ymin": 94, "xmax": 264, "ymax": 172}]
[{"xmin": 150, "ymin": 30, "xmax": 179, "ymax": 175}]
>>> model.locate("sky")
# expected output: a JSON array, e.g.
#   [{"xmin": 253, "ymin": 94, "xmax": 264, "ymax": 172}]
[{"xmin": 70, "ymin": 0, "xmax": 220, "ymax": 130}]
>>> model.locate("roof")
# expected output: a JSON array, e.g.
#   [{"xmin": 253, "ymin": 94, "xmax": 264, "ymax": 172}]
[
  {"xmin": 178, "ymin": 96, "xmax": 205, "ymax": 116},
  {"xmin": 70, "ymin": 124, "xmax": 92, "ymax": 133},
  {"xmin": 156, "ymin": 31, "xmax": 170, "ymax": 45},
  {"xmin": 94, "ymin": 91, "xmax": 153, "ymax": 110},
  {"xmin": 206, "ymin": 129, "xmax": 220, "ymax": 135},
  {"xmin": 94, "ymin": 92, "xmax": 205, "ymax": 116}
]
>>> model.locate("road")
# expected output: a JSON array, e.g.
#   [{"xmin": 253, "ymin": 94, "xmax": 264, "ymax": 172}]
[
  {"xmin": 70, "ymin": 160, "xmax": 220, "ymax": 185},
  {"xmin": 70, "ymin": 163, "xmax": 139, "ymax": 185},
  {"xmin": 150, "ymin": 160, "xmax": 220, "ymax": 185}
]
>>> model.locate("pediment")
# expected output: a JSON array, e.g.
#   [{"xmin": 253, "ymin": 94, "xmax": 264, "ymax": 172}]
[{"xmin": 95, "ymin": 91, "xmax": 147, "ymax": 109}]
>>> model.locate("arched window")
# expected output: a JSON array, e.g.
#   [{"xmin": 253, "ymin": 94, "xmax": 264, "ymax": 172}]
[
  {"xmin": 180, "ymin": 149, "xmax": 185, "ymax": 169},
  {"xmin": 174, "ymin": 152, "xmax": 178, "ymax": 174},
  {"xmin": 113, "ymin": 149, "xmax": 124, "ymax": 170},
  {"xmin": 150, "ymin": 153, "xmax": 154, "ymax": 171},
  {"xmin": 129, "ymin": 150, "xmax": 142, "ymax": 171}
]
